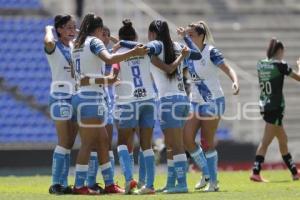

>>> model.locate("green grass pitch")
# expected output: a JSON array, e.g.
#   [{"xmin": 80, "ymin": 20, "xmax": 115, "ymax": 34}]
[{"xmin": 0, "ymin": 170, "xmax": 300, "ymax": 200}]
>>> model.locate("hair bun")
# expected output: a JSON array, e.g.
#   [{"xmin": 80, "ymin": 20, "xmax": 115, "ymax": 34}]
[
  {"xmin": 54, "ymin": 15, "xmax": 63, "ymax": 24},
  {"xmin": 122, "ymin": 19, "xmax": 132, "ymax": 27}
]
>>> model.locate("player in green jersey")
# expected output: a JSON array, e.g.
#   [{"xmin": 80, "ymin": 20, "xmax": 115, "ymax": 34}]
[{"xmin": 250, "ymin": 38, "xmax": 300, "ymax": 182}]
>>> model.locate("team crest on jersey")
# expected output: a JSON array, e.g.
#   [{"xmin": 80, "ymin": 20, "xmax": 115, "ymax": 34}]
[
  {"xmin": 200, "ymin": 58, "xmax": 206, "ymax": 66},
  {"xmin": 98, "ymin": 105, "xmax": 105, "ymax": 116},
  {"xmin": 60, "ymin": 107, "xmax": 70, "ymax": 117}
]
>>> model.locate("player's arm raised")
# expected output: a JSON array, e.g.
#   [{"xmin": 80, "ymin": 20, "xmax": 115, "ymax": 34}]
[
  {"xmin": 44, "ymin": 25, "xmax": 56, "ymax": 53},
  {"xmin": 289, "ymin": 58, "xmax": 300, "ymax": 81}
]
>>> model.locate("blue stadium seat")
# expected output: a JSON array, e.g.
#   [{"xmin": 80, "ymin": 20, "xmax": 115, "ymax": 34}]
[
  {"xmin": 0, "ymin": 0, "xmax": 42, "ymax": 10},
  {"xmin": 0, "ymin": 92, "xmax": 56, "ymax": 143}
]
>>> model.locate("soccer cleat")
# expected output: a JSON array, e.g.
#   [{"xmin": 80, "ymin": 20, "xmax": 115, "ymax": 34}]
[
  {"xmin": 292, "ymin": 173, "xmax": 300, "ymax": 181},
  {"xmin": 163, "ymin": 185, "xmax": 188, "ymax": 194},
  {"xmin": 125, "ymin": 180, "xmax": 138, "ymax": 194},
  {"xmin": 250, "ymin": 174, "xmax": 269, "ymax": 182},
  {"xmin": 72, "ymin": 186, "xmax": 100, "ymax": 195},
  {"xmin": 137, "ymin": 181, "xmax": 145, "ymax": 189},
  {"xmin": 62, "ymin": 185, "xmax": 74, "ymax": 194},
  {"xmin": 204, "ymin": 182, "xmax": 219, "ymax": 192},
  {"xmin": 135, "ymin": 186, "xmax": 155, "ymax": 195},
  {"xmin": 88, "ymin": 183, "xmax": 105, "ymax": 194},
  {"xmin": 104, "ymin": 183, "xmax": 125, "ymax": 194},
  {"xmin": 155, "ymin": 186, "xmax": 168, "ymax": 193},
  {"xmin": 195, "ymin": 176, "xmax": 209, "ymax": 190},
  {"xmin": 49, "ymin": 184, "xmax": 64, "ymax": 195}
]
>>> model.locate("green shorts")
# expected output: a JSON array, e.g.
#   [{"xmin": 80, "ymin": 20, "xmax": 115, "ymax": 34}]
[{"xmin": 261, "ymin": 109, "xmax": 284, "ymax": 126}]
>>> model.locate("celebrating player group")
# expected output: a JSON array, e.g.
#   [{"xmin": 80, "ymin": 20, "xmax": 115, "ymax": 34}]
[{"xmin": 44, "ymin": 12, "xmax": 300, "ymax": 195}]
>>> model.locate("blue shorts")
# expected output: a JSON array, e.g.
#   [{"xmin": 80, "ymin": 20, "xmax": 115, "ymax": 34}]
[
  {"xmin": 159, "ymin": 95, "xmax": 190, "ymax": 130},
  {"xmin": 49, "ymin": 92, "xmax": 75, "ymax": 121},
  {"xmin": 191, "ymin": 96, "xmax": 225, "ymax": 117},
  {"xmin": 72, "ymin": 91, "xmax": 107, "ymax": 122},
  {"xmin": 116, "ymin": 98, "xmax": 155, "ymax": 129}
]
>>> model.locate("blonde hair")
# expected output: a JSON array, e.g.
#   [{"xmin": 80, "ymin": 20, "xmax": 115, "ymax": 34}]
[{"xmin": 189, "ymin": 20, "xmax": 214, "ymax": 44}]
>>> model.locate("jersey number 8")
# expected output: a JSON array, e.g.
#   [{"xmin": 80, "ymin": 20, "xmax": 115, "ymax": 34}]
[{"xmin": 131, "ymin": 65, "xmax": 143, "ymax": 87}]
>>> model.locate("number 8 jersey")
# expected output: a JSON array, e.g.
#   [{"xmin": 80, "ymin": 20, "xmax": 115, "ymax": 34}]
[
  {"xmin": 257, "ymin": 58, "xmax": 292, "ymax": 111},
  {"xmin": 114, "ymin": 47, "xmax": 155, "ymax": 104}
]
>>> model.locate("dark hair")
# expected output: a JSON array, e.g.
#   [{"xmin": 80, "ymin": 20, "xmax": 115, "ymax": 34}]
[
  {"xmin": 267, "ymin": 38, "xmax": 284, "ymax": 59},
  {"xmin": 54, "ymin": 15, "xmax": 72, "ymax": 37},
  {"xmin": 103, "ymin": 25, "xmax": 110, "ymax": 37},
  {"xmin": 118, "ymin": 19, "xmax": 137, "ymax": 41},
  {"xmin": 149, "ymin": 20, "xmax": 176, "ymax": 79},
  {"xmin": 74, "ymin": 13, "xmax": 103, "ymax": 48}
]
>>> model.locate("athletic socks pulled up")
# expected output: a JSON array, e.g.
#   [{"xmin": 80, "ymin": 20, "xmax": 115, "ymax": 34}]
[
  {"xmin": 87, "ymin": 152, "xmax": 98, "ymax": 187},
  {"xmin": 166, "ymin": 159, "xmax": 176, "ymax": 188},
  {"xmin": 252, "ymin": 155, "xmax": 264, "ymax": 175},
  {"xmin": 52, "ymin": 146, "xmax": 70, "ymax": 185},
  {"xmin": 206, "ymin": 150, "xmax": 218, "ymax": 183},
  {"xmin": 282, "ymin": 153, "xmax": 298, "ymax": 175},
  {"xmin": 109, "ymin": 151, "xmax": 115, "ymax": 178},
  {"xmin": 100, "ymin": 162, "xmax": 114, "ymax": 186},
  {"xmin": 143, "ymin": 149, "xmax": 155, "ymax": 189},
  {"xmin": 75, "ymin": 164, "xmax": 88, "ymax": 188},
  {"xmin": 173, "ymin": 154, "xmax": 188, "ymax": 187},
  {"xmin": 138, "ymin": 149, "xmax": 146, "ymax": 184},
  {"xmin": 117, "ymin": 145, "xmax": 133, "ymax": 182},
  {"xmin": 190, "ymin": 145, "xmax": 210, "ymax": 179}
]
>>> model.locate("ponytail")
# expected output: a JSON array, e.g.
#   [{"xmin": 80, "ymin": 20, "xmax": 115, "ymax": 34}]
[
  {"xmin": 74, "ymin": 13, "xmax": 103, "ymax": 48},
  {"xmin": 267, "ymin": 37, "xmax": 284, "ymax": 59},
  {"xmin": 149, "ymin": 20, "xmax": 176, "ymax": 79}
]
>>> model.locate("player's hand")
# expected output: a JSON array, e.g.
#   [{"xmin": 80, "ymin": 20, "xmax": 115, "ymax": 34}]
[
  {"xmin": 107, "ymin": 74, "xmax": 119, "ymax": 85},
  {"xmin": 176, "ymin": 27, "xmax": 186, "ymax": 38},
  {"xmin": 181, "ymin": 46, "xmax": 190, "ymax": 58},
  {"xmin": 45, "ymin": 25, "xmax": 54, "ymax": 30},
  {"xmin": 297, "ymin": 57, "xmax": 300, "ymax": 67},
  {"xmin": 112, "ymin": 42, "xmax": 121, "ymax": 53},
  {"xmin": 232, "ymin": 81, "xmax": 239, "ymax": 95},
  {"xmin": 132, "ymin": 44, "xmax": 148, "ymax": 56},
  {"xmin": 80, "ymin": 76, "xmax": 90, "ymax": 86}
]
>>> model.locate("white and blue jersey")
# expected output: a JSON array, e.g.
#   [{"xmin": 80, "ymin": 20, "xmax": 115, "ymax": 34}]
[
  {"xmin": 150, "ymin": 41, "xmax": 193, "ymax": 130},
  {"xmin": 114, "ymin": 46, "xmax": 156, "ymax": 129},
  {"xmin": 120, "ymin": 39, "xmax": 202, "ymax": 129},
  {"xmin": 45, "ymin": 40, "xmax": 76, "ymax": 121},
  {"xmin": 184, "ymin": 36, "xmax": 225, "ymax": 116},
  {"xmin": 71, "ymin": 36, "xmax": 108, "ymax": 122}
]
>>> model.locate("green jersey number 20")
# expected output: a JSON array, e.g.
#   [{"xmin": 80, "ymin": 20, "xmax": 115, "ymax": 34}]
[{"xmin": 260, "ymin": 81, "xmax": 272, "ymax": 95}]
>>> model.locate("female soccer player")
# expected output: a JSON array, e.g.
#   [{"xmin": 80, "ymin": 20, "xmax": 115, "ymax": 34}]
[
  {"xmin": 119, "ymin": 19, "xmax": 202, "ymax": 193},
  {"xmin": 250, "ymin": 38, "xmax": 300, "ymax": 182},
  {"xmin": 85, "ymin": 25, "xmax": 117, "ymax": 193},
  {"xmin": 113, "ymin": 20, "xmax": 158, "ymax": 195},
  {"xmin": 44, "ymin": 15, "xmax": 78, "ymax": 195},
  {"xmin": 71, "ymin": 13, "xmax": 147, "ymax": 195},
  {"xmin": 180, "ymin": 21, "xmax": 239, "ymax": 192}
]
